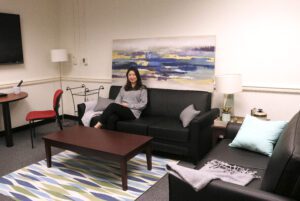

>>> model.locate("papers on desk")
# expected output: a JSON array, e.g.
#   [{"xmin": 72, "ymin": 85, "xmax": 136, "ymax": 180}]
[{"xmin": 0, "ymin": 92, "xmax": 8, "ymax": 97}]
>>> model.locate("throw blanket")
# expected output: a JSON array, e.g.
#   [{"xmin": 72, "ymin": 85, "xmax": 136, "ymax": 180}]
[
  {"xmin": 166, "ymin": 160, "xmax": 260, "ymax": 191},
  {"xmin": 81, "ymin": 100, "xmax": 103, "ymax": 127}
]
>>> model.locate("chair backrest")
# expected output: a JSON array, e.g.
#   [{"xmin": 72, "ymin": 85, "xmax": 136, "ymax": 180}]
[
  {"xmin": 260, "ymin": 111, "xmax": 300, "ymax": 200},
  {"xmin": 53, "ymin": 89, "xmax": 63, "ymax": 114}
]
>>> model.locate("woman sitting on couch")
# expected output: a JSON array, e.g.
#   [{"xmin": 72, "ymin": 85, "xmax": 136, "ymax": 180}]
[{"xmin": 94, "ymin": 67, "xmax": 147, "ymax": 129}]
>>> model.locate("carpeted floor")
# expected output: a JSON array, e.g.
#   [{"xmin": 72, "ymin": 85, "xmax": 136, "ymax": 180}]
[
  {"xmin": 0, "ymin": 120, "xmax": 194, "ymax": 201},
  {"xmin": 0, "ymin": 151, "xmax": 173, "ymax": 200}
]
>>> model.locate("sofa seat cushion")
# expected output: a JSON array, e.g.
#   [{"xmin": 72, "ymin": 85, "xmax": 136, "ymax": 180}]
[
  {"xmin": 116, "ymin": 116, "xmax": 163, "ymax": 135},
  {"xmin": 148, "ymin": 117, "xmax": 189, "ymax": 142},
  {"xmin": 152, "ymin": 140, "xmax": 189, "ymax": 155},
  {"xmin": 196, "ymin": 139, "xmax": 270, "ymax": 189}
]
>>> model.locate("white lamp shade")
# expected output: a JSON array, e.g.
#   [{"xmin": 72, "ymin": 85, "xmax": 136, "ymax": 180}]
[
  {"xmin": 215, "ymin": 74, "xmax": 242, "ymax": 94},
  {"xmin": 51, "ymin": 49, "xmax": 68, "ymax": 62}
]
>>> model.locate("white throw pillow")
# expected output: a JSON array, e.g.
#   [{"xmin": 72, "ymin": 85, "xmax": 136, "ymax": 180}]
[{"xmin": 180, "ymin": 104, "xmax": 201, "ymax": 127}]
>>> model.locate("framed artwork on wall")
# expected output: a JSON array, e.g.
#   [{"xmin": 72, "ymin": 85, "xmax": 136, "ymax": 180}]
[{"xmin": 112, "ymin": 35, "xmax": 215, "ymax": 91}]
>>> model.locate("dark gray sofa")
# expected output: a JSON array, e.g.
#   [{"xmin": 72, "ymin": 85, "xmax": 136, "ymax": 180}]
[
  {"xmin": 168, "ymin": 111, "xmax": 300, "ymax": 201},
  {"xmin": 78, "ymin": 85, "xmax": 219, "ymax": 163}
]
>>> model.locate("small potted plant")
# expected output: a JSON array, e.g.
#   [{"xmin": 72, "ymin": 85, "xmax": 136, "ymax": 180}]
[{"xmin": 221, "ymin": 107, "xmax": 231, "ymax": 122}]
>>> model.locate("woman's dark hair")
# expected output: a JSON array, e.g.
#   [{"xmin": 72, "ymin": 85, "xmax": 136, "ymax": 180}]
[{"xmin": 124, "ymin": 67, "xmax": 145, "ymax": 91}]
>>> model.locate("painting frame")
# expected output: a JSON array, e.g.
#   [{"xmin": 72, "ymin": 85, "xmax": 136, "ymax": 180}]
[{"xmin": 112, "ymin": 35, "xmax": 216, "ymax": 91}]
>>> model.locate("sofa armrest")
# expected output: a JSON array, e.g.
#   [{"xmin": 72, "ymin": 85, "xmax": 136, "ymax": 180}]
[
  {"xmin": 77, "ymin": 100, "xmax": 98, "ymax": 125},
  {"xmin": 189, "ymin": 108, "xmax": 220, "ymax": 163},
  {"xmin": 77, "ymin": 103, "xmax": 86, "ymax": 125},
  {"xmin": 225, "ymin": 122, "xmax": 242, "ymax": 140},
  {"xmin": 191, "ymin": 108, "xmax": 220, "ymax": 127},
  {"xmin": 169, "ymin": 174, "xmax": 296, "ymax": 201}
]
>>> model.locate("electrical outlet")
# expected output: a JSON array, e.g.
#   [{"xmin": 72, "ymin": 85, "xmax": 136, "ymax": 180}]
[
  {"xmin": 82, "ymin": 58, "xmax": 88, "ymax": 66},
  {"xmin": 72, "ymin": 56, "xmax": 78, "ymax": 66}
]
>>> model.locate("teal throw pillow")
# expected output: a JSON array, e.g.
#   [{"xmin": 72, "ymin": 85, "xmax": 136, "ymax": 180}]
[{"xmin": 229, "ymin": 115, "xmax": 287, "ymax": 156}]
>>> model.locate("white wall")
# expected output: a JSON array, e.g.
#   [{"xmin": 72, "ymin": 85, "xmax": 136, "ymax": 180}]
[
  {"xmin": 1, "ymin": 0, "xmax": 299, "ymax": 129},
  {"xmin": 0, "ymin": 0, "xmax": 61, "ymax": 130},
  {"xmin": 59, "ymin": 0, "xmax": 300, "ymax": 120},
  {"xmin": 0, "ymin": 0, "xmax": 61, "ymax": 83}
]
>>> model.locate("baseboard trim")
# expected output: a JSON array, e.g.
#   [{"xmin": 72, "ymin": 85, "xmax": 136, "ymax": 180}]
[
  {"xmin": 0, "ymin": 119, "xmax": 55, "ymax": 136},
  {"xmin": 0, "ymin": 115, "xmax": 78, "ymax": 137},
  {"xmin": 64, "ymin": 114, "xmax": 78, "ymax": 121}
]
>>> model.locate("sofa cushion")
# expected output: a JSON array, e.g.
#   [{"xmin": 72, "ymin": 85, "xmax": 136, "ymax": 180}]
[
  {"xmin": 116, "ymin": 116, "xmax": 163, "ymax": 135},
  {"xmin": 261, "ymin": 111, "xmax": 300, "ymax": 200},
  {"xmin": 148, "ymin": 117, "xmax": 189, "ymax": 142},
  {"xmin": 229, "ymin": 115, "xmax": 287, "ymax": 156},
  {"xmin": 180, "ymin": 104, "xmax": 200, "ymax": 127},
  {"xmin": 93, "ymin": 97, "xmax": 114, "ymax": 111},
  {"xmin": 196, "ymin": 139, "xmax": 269, "ymax": 189},
  {"xmin": 143, "ymin": 88, "xmax": 211, "ymax": 118},
  {"xmin": 108, "ymin": 85, "xmax": 121, "ymax": 99},
  {"xmin": 152, "ymin": 140, "xmax": 189, "ymax": 155}
]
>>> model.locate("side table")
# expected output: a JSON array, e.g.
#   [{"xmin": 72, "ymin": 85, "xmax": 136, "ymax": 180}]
[
  {"xmin": 0, "ymin": 92, "xmax": 28, "ymax": 147},
  {"xmin": 212, "ymin": 116, "xmax": 245, "ymax": 147},
  {"xmin": 212, "ymin": 119, "xmax": 227, "ymax": 147}
]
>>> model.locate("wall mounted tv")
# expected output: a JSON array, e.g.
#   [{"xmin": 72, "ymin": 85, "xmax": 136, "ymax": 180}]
[{"xmin": 0, "ymin": 13, "xmax": 24, "ymax": 64}]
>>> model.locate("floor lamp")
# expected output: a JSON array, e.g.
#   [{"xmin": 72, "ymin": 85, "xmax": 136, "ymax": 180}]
[
  {"xmin": 215, "ymin": 74, "xmax": 242, "ymax": 122},
  {"xmin": 51, "ymin": 49, "xmax": 68, "ymax": 125}
]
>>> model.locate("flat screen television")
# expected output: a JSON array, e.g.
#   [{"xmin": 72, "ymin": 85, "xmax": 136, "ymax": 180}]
[{"xmin": 0, "ymin": 13, "xmax": 24, "ymax": 64}]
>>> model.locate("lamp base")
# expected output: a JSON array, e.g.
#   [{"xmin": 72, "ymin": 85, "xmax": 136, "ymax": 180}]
[
  {"xmin": 224, "ymin": 94, "xmax": 234, "ymax": 109},
  {"xmin": 221, "ymin": 113, "xmax": 231, "ymax": 122},
  {"xmin": 223, "ymin": 94, "xmax": 235, "ymax": 117}
]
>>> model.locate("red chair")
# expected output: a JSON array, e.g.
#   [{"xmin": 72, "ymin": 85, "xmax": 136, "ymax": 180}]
[{"xmin": 26, "ymin": 89, "xmax": 63, "ymax": 148}]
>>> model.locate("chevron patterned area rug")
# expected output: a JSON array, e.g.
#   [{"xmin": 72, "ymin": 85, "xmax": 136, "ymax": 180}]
[{"xmin": 0, "ymin": 150, "xmax": 174, "ymax": 201}]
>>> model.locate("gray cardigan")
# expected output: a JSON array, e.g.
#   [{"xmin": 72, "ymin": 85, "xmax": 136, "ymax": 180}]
[{"xmin": 114, "ymin": 86, "xmax": 148, "ymax": 118}]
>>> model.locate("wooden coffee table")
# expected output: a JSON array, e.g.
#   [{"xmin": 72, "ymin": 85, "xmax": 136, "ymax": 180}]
[{"xmin": 43, "ymin": 125, "xmax": 153, "ymax": 190}]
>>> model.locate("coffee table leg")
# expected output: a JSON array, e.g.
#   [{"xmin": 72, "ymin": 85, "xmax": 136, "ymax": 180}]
[
  {"xmin": 120, "ymin": 159, "xmax": 128, "ymax": 191},
  {"xmin": 146, "ymin": 144, "xmax": 152, "ymax": 170},
  {"xmin": 45, "ymin": 141, "xmax": 52, "ymax": 168}
]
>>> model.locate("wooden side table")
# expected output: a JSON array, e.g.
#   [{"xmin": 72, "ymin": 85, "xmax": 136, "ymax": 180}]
[
  {"xmin": 212, "ymin": 116, "xmax": 245, "ymax": 147},
  {"xmin": 212, "ymin": 119, "xmax": 227, "ymax": 147},
  {"xmin": 0, "ymin": 92, "xmax": 28, "ymax": 147}
]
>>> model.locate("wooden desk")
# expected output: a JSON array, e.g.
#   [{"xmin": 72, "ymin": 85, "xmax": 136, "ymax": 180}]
[{"xmin": 0, "ymin": 92, "xmax": 28, "ymax": 147}]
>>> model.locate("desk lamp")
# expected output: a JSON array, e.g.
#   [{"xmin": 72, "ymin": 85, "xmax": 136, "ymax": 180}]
[{"xmin": 215, "ymin": 74, "xmax": 242, "ymax": 122}]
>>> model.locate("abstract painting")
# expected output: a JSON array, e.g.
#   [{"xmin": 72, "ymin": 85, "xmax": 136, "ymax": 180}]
[{"xmin": 112, "ymin": 36, "xmax": 215, "ymax": 91}]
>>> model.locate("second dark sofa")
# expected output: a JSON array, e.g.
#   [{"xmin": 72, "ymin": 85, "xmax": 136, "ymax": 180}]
[
  {"xmin": 169, "ymin": 111, "xmax": 300, "ymax": 201},
  {"xmin": 78, "ymin": 85, "xmax": 219, "ymax": 163}
]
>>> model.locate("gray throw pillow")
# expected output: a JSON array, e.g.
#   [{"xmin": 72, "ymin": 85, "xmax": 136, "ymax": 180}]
[
  {"xmin": 93, "ymin": 97, "xmax": 114, "ymax": 111},
  {"xmin": 180, "ymin": 104, "xmax": 201, "ymax": 127}
]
